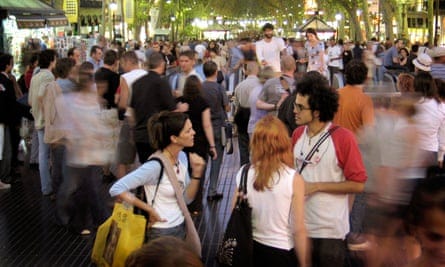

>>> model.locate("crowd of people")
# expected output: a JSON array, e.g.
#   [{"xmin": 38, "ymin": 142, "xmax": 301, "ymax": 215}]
[{"xmin": 1, "ymin": 21, "xmax": 445, "ymax": 267}]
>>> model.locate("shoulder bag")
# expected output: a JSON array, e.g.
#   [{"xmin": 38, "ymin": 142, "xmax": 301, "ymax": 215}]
[{"xmin": 216, "ymin": 163, "xmax": 253, "ymax": 267}]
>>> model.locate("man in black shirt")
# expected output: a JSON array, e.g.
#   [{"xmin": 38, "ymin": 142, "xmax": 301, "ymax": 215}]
[
  {"xmin": 95, "ymin": 50, "xmax": 120, "ymax": 182},
  {"xmin": 95, "ymin": 50, "xmax": 120, "ymax": 110},
  {"xmin": 0, "ymin": 54, "xmax": 18, "ymax": 189},
  {"xmin": 131, "ymin": 52, "xmax": 188, "ymax": 163}
]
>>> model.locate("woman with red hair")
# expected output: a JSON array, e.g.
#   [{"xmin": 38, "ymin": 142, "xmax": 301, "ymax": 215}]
[{"xmin": 233, "ymin": 115, "xmax": 308, "ymax": 267}]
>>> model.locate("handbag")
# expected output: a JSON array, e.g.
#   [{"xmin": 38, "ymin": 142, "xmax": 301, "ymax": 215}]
[
  {"xmin": 216, "ymin": 163, "xmax": 253, "ymax": 267},
  {"xmin": 91, "ymin": 202, "xmax": 146, "ymax": 267}
]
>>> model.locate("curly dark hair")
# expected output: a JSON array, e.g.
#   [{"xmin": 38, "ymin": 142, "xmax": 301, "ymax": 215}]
[
  {"xmin": 296, "ymin": 71, "xmax": 338, "ymax": 122},
  {"xmin": 344, "ymin": 59, "xmax": 368, "ymax": 85},
  {"xmin": 262, "ymin": 23, "xmax": 274, "ymax": 32}
]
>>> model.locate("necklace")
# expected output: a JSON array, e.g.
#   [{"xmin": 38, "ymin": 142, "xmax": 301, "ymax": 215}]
[{"xmin": 165, "ymin": 148, "xmax": 180, "ymax": 175}]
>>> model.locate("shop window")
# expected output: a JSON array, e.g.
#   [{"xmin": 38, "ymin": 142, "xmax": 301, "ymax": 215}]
[
  {"xmin": 417, "ymin": 18, "xmax": 424, "ymax": 27},
  {"xmin": 408, "ymin": 18, "xmax": 415, "ymax": 28}
]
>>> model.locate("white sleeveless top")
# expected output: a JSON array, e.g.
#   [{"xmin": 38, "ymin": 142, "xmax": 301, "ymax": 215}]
[
  {"xmin": 122, "ymin": 69, "xmax": 147, "ymax": 106},
  {"xmin": 236, "ymin": 164, "xmax": 296, "ymax": 250}
]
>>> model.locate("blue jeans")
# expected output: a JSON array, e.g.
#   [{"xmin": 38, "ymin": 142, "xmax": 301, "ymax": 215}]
[
  {"xmin": 56, "ymin": 165, "xmax": 108, "ymax": 232},
  {"xmin": 350, "ymin": 192, "xmax": 367, "ymax": 233},
  {"xmin": 37, "ymin": 129, "xmax": 52, "ymax": 194},
  {"xmin": 50, "ymin": 144, "xmax": 66, "ymax": 195},
  {"xmin": 146, "ymin": 222, "xmax": 186, "ymax": 242},
  {"xmin": 207, "ymin": 129, "xmax": 224, "ymax": 196}
]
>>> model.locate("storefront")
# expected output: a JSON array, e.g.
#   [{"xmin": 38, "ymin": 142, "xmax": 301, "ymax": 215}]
[{"xmin": 0, "ymin": 0, "xmax": 69, "ymax": 74}]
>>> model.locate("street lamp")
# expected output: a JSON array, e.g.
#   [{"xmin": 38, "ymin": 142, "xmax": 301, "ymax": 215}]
[
  {"xmin": 109, "ymin": 0, "xmax": 118, "ymax": 41},
  {"xmin": 335, "ymin": 13, "xmax": 342, "ymax": 41}
]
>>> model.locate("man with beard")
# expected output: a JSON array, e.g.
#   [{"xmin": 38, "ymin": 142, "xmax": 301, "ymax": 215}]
[{"xmin": 256, "ymin": 23, "xmax": 287, "ymax": 74}]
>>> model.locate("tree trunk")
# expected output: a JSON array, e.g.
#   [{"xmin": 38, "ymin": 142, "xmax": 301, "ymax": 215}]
[
  {"xmin": 428, "ymin": 0, "xmax": 434, "ymax": 45},
  {"xmin": 381, "ymin": 0, "xmax": 395, "ymax": 40},
  {"xmin": 362, "ymin": 0, "xmax": 372, "ymax": 41},
  {"xmin": 120, "ymin": 0, "xmax": 126, "ymax": 41},
  {"xmin": 347, "ymin": 9, "xmax": 362, "ymax": 42},
  {"xmin": 134, "ymin": 24, "xmax": 141, "ymax": 42}
]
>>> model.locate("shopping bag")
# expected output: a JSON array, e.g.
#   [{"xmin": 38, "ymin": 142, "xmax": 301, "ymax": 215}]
[{"xmin": 91, "ymin": 202, "xmax": 146, "ymax": 267}]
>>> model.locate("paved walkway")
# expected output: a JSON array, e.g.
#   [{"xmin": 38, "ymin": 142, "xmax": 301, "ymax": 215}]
[{"xmin": 0, "ymin": 140, "xmax": 242, "ymax": 267}]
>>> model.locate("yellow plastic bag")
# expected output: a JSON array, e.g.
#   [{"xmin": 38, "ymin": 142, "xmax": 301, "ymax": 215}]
[{"xmin": 91, "ymin": 202, "xmax": 146, "ymax": 267}]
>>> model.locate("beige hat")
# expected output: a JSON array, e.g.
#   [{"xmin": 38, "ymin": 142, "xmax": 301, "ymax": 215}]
[
  {"xmin": 428, "ymin": 46, "xmax": 445, "ymax": 58},
  {"xmin": 413, "ymin": 53, "xmax": 432, "ymax": 72}
]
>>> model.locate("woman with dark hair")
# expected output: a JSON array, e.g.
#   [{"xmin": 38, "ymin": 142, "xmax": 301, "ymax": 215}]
[
  {"xmin": 109, "ymin": 111, "xmax": 205, "ymax": 255},
  {"xmin": 304, "ymin": 28, "xmax": 326, "ymax": 77},
  {"xmin": 413, "ymin": 71, "xmax": 445, "ymax": 167},
  {"xmin": 177, "ymin": 75, "xmax": 216, "ymax": 214},
  {"xmin": 233, "ymin": 115, "xmax": 308, "ymax": 267},
  {"xmin": 398, "ymin": 47, "xmax": 410, "ymax": 70}
]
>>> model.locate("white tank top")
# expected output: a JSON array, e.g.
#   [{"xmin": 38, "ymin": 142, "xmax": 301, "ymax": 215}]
[
  {"xmin": 122, "ymin": 69, "xmax": 147, "ymax": 106},
  {"xmin": 236, "ymin": 165, "xmax": 296, "ymax": 250}
]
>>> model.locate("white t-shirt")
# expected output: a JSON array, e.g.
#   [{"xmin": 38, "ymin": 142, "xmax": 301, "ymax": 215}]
[
  {"xmin": 327, "ymin": 45, "xmax": 343, "ymax": 68},
  {"xmin": 256, "ymin": 37, "xmax": 286, "ymax": 72},
  {"xmin": 414, "ymin": 97, "xmax": 445, "ymax": 159},
  {"xmin": 236, "ymin": 164, "xmax": 296, "ymax": 250}
]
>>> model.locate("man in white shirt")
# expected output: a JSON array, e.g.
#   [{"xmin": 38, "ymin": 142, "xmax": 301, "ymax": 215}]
[
  {"xmin": 256, "ymin": 23, "xmax": 286, "ymax": 73},
  {"xmin": 327, "ymin": 39, "xmax": 343, "ymax": 86}
]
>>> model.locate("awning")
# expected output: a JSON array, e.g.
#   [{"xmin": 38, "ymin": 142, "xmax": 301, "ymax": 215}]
[
  {"xmin": 14, "ymin": 14, "xmax": 45, "ymax": 29},
  {"xmin": 46, "ymin": 16, "xmax": 69, "ymax": 27},
  {"xmin": 297, "ymin": 16, "xmax": 335, "ymax": 33},
  {"xmin": 0, "ymin": 0, "xmax": 68, "ymax": 29}
]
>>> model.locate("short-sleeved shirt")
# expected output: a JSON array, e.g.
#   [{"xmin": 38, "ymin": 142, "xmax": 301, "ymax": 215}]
[
  {"xmin": 131, "ymin": 71, "xmax": 177, "ymax": 143},
  {"xmin": 259, "ymin": 75, "xmax": 295, "ymax": 106},
  {"xmin": 305, "ymin": 41, "xmax": 325, "ymax": 72},
  {"xmin": 383, "ymin": 46, "xmax": 399, "ymax": 68},
  {"xmin": 201, "ymin": 81, "xmax": 228, "ymax": 131},
  {"xmin": 333, "ymin": 85, "xmax": 375, "ymax": 137},
  {"xmin": 292, "ymin": 123, "xmax": 367, "ymax": 239},
  {"xmin": 177, "ymin": 95, "xmax": 210, "ymax": 157},
  {"xmin": 256, "ymin": 37, "xmax": 286, "ymax": 72}
]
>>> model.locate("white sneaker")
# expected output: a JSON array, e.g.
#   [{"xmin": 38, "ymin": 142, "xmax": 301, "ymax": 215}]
[{"xmin": 0, "ymin": 181, "xmax": 11, "ymax": 190}]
